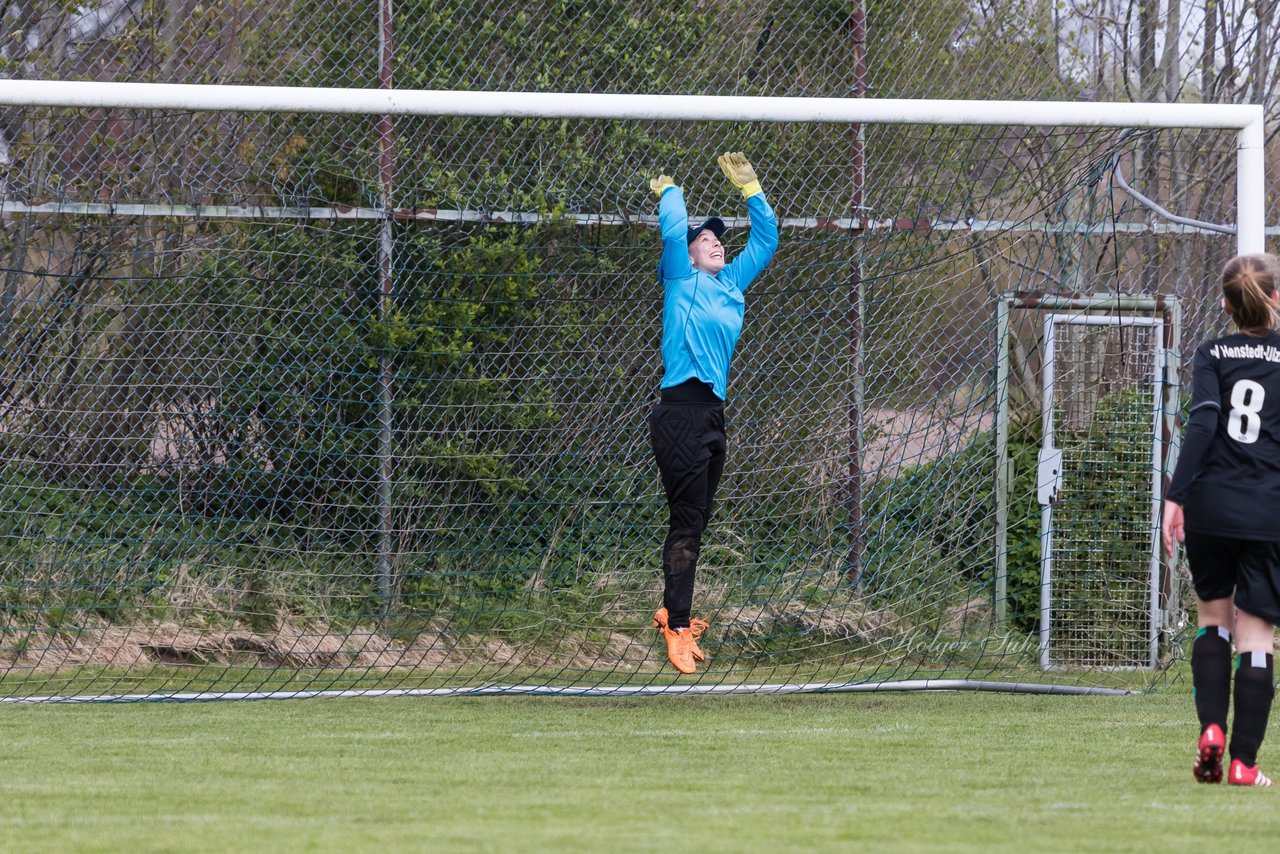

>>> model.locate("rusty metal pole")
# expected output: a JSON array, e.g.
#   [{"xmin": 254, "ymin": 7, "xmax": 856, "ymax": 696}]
[
  {"xmin": 376, "ymin": 0, "xmax": 396, "ymax": 607},
  {"xmin": 846, "ymin": 0, "xmax": 867, "ymax": 586}
]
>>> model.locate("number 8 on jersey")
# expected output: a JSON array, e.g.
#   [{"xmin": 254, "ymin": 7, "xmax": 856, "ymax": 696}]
[{"xmin": 1228, "ymin": 379, "xmax": 1265, "ymax": 444}]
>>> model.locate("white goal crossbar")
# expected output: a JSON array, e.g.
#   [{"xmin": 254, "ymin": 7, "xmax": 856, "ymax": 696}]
[{"xmin": 0, "ymin": 81, "xmax": 1265, "ymax": 254}]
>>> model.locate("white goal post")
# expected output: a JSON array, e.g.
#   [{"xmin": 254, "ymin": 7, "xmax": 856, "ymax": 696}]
[{"xmin": 0, "ymin": 80, "xmax": 1266, "ymax": 254}]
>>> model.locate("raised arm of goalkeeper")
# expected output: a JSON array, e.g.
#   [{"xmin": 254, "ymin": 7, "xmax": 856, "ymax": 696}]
[
  {"xmin": 712, "ymin": 151, "xmax": 778, "ymax": 290},
  {"xmin": 651, "ymin": 151, "xmax": 778, "ymax": 290}
]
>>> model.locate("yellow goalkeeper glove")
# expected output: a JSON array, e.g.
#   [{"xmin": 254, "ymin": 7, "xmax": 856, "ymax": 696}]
[
  {"xmin": 717, "ymin": 151, "xmax": 762, "ymax": 198},
  {"xmin": 649, "ymin": 175, "xmax": 677, "ymax": 198}
]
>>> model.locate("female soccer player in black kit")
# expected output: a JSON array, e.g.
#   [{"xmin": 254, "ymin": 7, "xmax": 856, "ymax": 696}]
[{"xmin": 1164, "ymin": 252, "xmax": 1280, "ymax": 787}]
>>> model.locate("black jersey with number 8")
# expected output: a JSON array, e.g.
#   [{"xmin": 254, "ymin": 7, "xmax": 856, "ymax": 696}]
[{"xmin": 1181, "ymin": 331, "xmax": 1280, "ymax": 540}]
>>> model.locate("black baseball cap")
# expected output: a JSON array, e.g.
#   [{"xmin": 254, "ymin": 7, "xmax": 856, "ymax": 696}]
[{"xmin": 686, "ymin": 216, "xmax": 726, "ymax": 244}]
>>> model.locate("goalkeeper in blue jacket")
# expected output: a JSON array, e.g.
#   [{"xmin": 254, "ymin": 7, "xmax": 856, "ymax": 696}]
[{"xmin": 646, "ymin": 152, "xmax": 778, "ymax": 675}]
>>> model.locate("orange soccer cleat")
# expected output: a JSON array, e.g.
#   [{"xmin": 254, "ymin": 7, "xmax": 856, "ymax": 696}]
[
  {"xmin": 653, "ymin": 608, "xmax": 709, "ymax": 663},
  {"xmin": 1194, "ymin": 724, "xmax": 1226, "ymax": 784},
  {"xmin": 660, "ymin": 625, "xmax": 697, "ymax": 674},
  {"xmin": 654, "ymin": 608, "xmax": 697, "ymax": 674}
]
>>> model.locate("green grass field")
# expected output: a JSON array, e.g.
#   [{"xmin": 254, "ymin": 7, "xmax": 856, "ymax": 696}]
[{"xmin": 2, "ymin": 684, "xmax": 1277, "ymax": 852}]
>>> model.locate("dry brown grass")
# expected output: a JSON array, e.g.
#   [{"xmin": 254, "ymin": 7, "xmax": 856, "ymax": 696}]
[
  {"xmin": 0, "ymin": 612, "xmax": 670, "ymax": 675},
  {"xmin": 0, "ymin": 615, "xmax": 456, "ymax": 673}
]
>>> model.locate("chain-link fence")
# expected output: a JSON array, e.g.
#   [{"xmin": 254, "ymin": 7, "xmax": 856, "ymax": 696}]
[{"xmin": 0, "ymin": 2, "xmax": 1271, "ymax": 699}]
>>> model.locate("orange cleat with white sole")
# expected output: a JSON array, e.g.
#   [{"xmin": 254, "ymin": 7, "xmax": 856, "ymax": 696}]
[
  {"xmin": 1194, "ymin": 724, "xmax": 1226, "ymax": 784},
  {"xmin": 1228, "ymin": 759, "xmax": 1275, "ymax": 787}
]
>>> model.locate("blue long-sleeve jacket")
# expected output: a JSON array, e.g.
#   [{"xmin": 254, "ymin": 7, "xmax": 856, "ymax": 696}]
[{"xmin": 657, "ymin": 186, "xmax": 778, "ymax": 400}]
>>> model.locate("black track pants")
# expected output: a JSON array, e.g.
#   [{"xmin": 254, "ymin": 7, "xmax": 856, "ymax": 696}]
[{"xmin": 647, "ymin": 399, "xmax": 725, "ymax": 630}]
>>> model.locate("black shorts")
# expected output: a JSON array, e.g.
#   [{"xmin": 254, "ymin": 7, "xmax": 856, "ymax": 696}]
[{"xmin": 1184, "ymin": 530, "xmax": 1280, "ymax": 625}]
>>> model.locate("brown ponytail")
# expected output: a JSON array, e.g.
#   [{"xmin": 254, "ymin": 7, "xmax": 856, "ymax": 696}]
[{"xmin": 1222, "ymin": 253, "xmax": 1280, "ymax": 335}]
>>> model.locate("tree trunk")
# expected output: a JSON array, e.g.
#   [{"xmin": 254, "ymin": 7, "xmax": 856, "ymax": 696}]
[
  {"xmin": 1161, "ymin": 0, "xmax": 1192, "ymax": 311},
  {"xmin": 80, "ymin": 0, "xmax": 191, "ymax": 482},
  {"xmin": 1202, "ymin": 0, "xmax": 1218, "ymax": 101},
  {"xmin": 1251, "ymin": 0, "xmax": 1278, "ymax": 105},
  {"xmin": 1138, "ymin": 0, "xmax": 1160, "ymax": 295}
]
